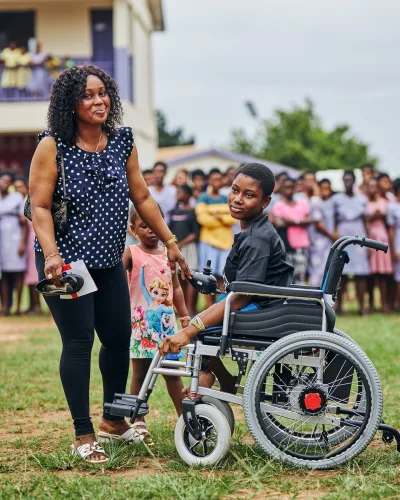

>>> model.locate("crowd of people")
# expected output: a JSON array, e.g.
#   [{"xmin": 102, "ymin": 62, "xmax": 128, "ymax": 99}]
[
  {"xmin": 0, "ymin": 174, "xmax": 41, "ymax": 315},
  {"xmin": 0, "ymin": 161, "xmax": 399, "ymax": 317},
  {"xmin": 0, "ymin": 41, "xmax": 74, "ymax": 98},
  {"xmin": 131, "ymin": 161, "xmax": 400, "ymax": 316}
]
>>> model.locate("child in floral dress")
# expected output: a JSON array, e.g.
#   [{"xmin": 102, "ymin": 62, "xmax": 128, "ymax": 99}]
[{"xmin": 123, "ymin": 204, "xmax": 190, "ymax": 442}]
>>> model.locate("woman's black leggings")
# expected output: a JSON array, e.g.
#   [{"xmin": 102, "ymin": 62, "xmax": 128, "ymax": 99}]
[{"xmin": 36, "ymin": 252, "xmax": 131, "ymax": 436}]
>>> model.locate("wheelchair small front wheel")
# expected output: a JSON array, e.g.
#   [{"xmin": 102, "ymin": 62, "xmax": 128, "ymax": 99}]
[
  {"xmin": 175, "ymin": 404, "xmax": 231, "ymax": 466},
  {"xmin": 201, "ymin": 396, "xmax": 235, "ymax": 435}
]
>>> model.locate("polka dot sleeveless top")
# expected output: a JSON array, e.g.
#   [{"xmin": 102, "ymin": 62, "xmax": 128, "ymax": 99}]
[{"xmin": 34, "ymin": 127, "xmax": 134, "ymax": 269}]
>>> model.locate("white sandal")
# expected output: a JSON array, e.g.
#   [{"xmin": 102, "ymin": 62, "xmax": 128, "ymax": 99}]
[
  {"xmin": 133, "ymin": 421, "xmax": 154, "ymax": 445},
  {"xmin": 71, "ymin": 441, "xmax": 108, "ymax": 464},
  {"xmin": 97, "ymin": 426, "xmax": 144, "ymax": 445}
]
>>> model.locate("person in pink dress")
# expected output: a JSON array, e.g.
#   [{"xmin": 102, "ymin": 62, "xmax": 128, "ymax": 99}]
[
  {"xmin": 366, "ymin": 178, "xmax": 393, "ymax": 313},
  {"xmin": 123, "ymin": 203, "xmax": 190, "ymax": 443},
  {"xmin": 14, "ymin": 178, "xmax": 42, "ymax": 314},
  {"xmin": 271, "ymin": 178, "xmax": 312, "ymax": 284}
]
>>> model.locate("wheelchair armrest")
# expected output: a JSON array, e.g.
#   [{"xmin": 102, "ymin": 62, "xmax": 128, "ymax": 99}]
[
  {"xmin": 229, "ymin": 281, "xmax": 323, "ymax": 299},
  {"xmin": 289, "ymin": 284, "xmax": 321, "ymax": 290}
]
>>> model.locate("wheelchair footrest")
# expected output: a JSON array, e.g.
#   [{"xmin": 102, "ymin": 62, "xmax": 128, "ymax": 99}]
[
  {"xmin": 104, "ymin": 393, "xmax": 149, "ymax": 419},
  {"xmin": 378, "ymin": 423, "xmax": 400, "ymax": 452}
]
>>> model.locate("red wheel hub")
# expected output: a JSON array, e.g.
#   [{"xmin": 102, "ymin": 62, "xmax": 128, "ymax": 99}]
[{"xmin": 304, "ymin": 392, "xmax": 323, "ymax": 411}]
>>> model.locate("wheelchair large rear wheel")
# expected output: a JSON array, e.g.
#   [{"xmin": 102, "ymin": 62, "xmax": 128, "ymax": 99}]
[
  {"xmin": 243, "ymin": 331, "xmax": 382, "ymax": 469},
  {"xmin": 266, "ymin": 327, "xmax": 365, "ymax": 448}
]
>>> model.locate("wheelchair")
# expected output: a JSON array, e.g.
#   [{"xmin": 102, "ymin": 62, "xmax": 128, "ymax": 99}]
[{"xmin": 104, "ymin": 236, "xmax": 400, "ymax": 469}]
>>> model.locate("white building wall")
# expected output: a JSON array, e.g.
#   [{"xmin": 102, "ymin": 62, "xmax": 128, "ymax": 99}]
[
  {"xmin": 0, "ymin": 0, "xmax": 159, "ymax": 167},
  {"xmin": 36, "ymin": 4, "xmax": 91, "ymax": 57}
]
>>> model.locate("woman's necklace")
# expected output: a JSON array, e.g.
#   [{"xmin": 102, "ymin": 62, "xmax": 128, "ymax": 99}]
[{"xmin": 77, "ymin": 131, "xmax": 103, "ymax": 152}]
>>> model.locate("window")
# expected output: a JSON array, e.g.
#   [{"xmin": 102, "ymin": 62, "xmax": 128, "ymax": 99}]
[{"xmin": 0, "ymin": 11, "xmax": 35, "ymax": 50}]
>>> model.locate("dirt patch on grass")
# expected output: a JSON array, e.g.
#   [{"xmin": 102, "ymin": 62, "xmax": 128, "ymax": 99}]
[
  {"xmin": 232, "ymin": 405, "xmax": 245, "ymax": 424},
  {"xmin": 226, "ymin": 488, "xmax": 327, "ymax": 499},
  {"xmin": 0, "ymin": 318, "xmax": 55, "ymax": 342},
  {"xmin": 0, "ymin": 333, "xmax": 29, "ymax": 343},
  {"xmin": 0, "ymin": 409, "xmax": 74, "ymax": 441}
]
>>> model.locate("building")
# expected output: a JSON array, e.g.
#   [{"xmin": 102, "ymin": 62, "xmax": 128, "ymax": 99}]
[
  {"xmin": 156, "ymin": 146, "xmax": 300, "ymax": 183},
  {"xmin": 0, "ymin": 0, "xmax": 164, "ymax": 176}
]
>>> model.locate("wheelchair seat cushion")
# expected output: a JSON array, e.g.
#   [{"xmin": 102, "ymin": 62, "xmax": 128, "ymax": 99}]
[{"xmin": 197, "ymin": 299, "xmax": 335, "ymax": 346}]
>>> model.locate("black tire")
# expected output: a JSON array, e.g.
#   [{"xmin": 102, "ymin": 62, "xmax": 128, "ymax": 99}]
[
  {"xmin": 243, "ymin": 331, "xmax": 382, "ymax": 469},
  {"xmin": 201, "ymin": 396, "xmax": 235, "ymax": 435}
]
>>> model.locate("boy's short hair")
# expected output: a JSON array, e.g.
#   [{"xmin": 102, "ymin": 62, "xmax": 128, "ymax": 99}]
[
  {"xmin": 142, "ymin": 169, "xmax": 153, "ymax": 175},
  {"xmin": 208, "ymin": 168, "xmax": 222, "ymax": 177},
  {"xmin": 191, "ymin": 169, "xmax": 206, "ymax": 179},
  {"xmin": 233, "ymin": 162, "xmax": 275, "ymax": 199},
  {"xmin": 178, "ymin": 184, "xmax": 193, "ymax": 197},
  {"xmin": 318, "ymin": 178, "xmax": 331, "ymax": 186},
  {"xmin": 361, "ymin": 163, "xmax": 374, "ymax": 171},
  {"xmin": 393, "ymin": 178, "xmax": 400, "ymax": 195},
  {"xmin": 343, "ymin": 170, "xmax": 356, "ymax": 181},
  {"xmin": 275, "ymin": 171, "xmax": 288, "ymax": 181},
  {"xmin": 377, "ymin": 172, "xmax": 390, "ymax": 182},
  {"xmin": 153, "ymin": 161, "xmax": 167, "ymax": 172},
  {"xmin": 129, "ymin": 202, "xmax": 164, "ymax": 225}
]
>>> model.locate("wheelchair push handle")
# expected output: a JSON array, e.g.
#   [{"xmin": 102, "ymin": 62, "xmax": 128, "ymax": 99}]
[{"xmin": 360, "ymin": 237, "xmax": 388, "ymax": 253}]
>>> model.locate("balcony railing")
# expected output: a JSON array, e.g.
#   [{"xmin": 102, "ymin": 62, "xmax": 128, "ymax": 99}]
[{"xmin": 0, "ymin": 61, "xmax": 114, "ymax": 102}]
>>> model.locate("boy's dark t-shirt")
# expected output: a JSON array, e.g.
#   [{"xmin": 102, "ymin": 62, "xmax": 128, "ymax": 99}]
[
  {"xmin": 169, "ymin": 207, "xmax": 199, "ymax": 242},
  {"xmin": 223, "ymin": 213, "xmax": 293, "ymax": 307}
]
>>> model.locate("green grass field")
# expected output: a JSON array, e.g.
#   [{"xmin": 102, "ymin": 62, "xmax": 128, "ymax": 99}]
[{"xmin": 1, "ymin": 312, "xmax": 400, "ymax": 499}]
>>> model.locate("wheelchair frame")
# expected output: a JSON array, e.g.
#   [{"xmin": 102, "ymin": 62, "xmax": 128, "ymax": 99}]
[{"xmin": 105, "ymin": 236, "xmax": 400, "ymax": 466}]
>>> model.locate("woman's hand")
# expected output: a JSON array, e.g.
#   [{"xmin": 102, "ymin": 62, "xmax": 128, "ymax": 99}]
[
  {"xmin": 44, "ymin": 254, "xmax": 65, "ymax": 280},
  {"xmin": 180, "ymin": 317, "xmax": 190, "ymax": 328},
  {"xmin": 159, "ymin": 329, "xmax": 193, "ymax": 356},
  {"xmin": 167, "ymin": 243, "xmax": 192, "ymax": 280}
]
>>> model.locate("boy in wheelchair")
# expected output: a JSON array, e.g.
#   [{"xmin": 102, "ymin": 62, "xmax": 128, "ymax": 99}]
[
  {"xmin": 159, "ymin": 163, "xmax": 294, "ymax": 389},
  {"xmin": 107, "ymin": 162, "xmax": 398, "ymax": 469}
]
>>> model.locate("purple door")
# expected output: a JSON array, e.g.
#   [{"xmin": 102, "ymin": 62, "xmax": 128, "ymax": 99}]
[{"xmin": 91, "ymin": 9, "xmax": 114, "ymax": 77}]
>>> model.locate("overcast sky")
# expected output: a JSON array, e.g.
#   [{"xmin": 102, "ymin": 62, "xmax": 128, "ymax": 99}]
[{"xmin": 153, "ymin": 0, "xmax": 400, "ymax": 176}]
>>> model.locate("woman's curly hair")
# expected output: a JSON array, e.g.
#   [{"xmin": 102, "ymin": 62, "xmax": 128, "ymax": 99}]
[{"xmin": 47, "ymin": 65, "xmax": 123, "ymax": 146}]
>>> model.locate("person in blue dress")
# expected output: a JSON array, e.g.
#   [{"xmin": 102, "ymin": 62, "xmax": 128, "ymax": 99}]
[
  {"xmin": 332, "ymin": 170, "xmax": 369, "ymax": 315},
  {"xmin": 308, "ymin": 179, "xmax": 336, "ymax": 287}
]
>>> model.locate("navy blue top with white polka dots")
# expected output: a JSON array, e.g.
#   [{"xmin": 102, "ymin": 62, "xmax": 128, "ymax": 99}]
[{"xmin": 34, "ymin": 127, "xmax": 134, "ymax": 269}]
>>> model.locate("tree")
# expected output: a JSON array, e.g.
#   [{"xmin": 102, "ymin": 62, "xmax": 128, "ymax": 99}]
[
  {"xmin": 231, "ymin": 98, "xmax": 378, "ymax": 171},
  {"xmin": 157, "ymin": 110, "xmax": 195, "ymax": 148}
]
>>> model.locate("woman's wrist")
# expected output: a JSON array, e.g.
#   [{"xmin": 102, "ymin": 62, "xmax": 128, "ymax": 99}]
[
  {"xmin": 45, "ymin": 252, "xmax": 61, "ymax": 265},
  {"xmin": 163, "ymin": 235, "xmax": 178, "ymax": 247}
]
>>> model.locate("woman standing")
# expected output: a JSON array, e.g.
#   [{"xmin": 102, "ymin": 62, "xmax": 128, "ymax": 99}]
[
  {"xmin": 332, "ymin": 171, "xmax": 369, "ymax": 315},
  {"xmin": 14, "ymin": 177, "xmax": 41, "ymax": 314},
  {"xmin": 271, "ymin": 178, "xmax": 312, "ymax": 284},
  {"xmin": 0, "ymin": 173, "xmax": 27, "ymax": 316},
  {"xmin": 365, "ymin": 178, "xmax": 392, "ymax": 312},
  {"xmin": 387, "ymin": 179, "xmax": 400, "ymax": 309},
  {"xmin": 26, "ymin": 42, "xmax": 48, "ymax": 98},
  {"xmin": 29, "ymin": 65, "xmax": 189, "ymax": 464},
  {"xmin": 307, "ymin": 179, "xmax": 336, "ymax": 287}
]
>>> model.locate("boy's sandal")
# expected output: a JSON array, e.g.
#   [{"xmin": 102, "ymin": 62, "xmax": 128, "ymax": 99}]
[
  {"xmin": 97, "ymin": 426, "xmax": 144, "ymax": 445},
  {"xmin": 133, "ymin": 421, "xmax": 154, "ymax": 445},
  {"xmin": 71, "ymin": 441, "xmax": 108, "ymax": 464}
]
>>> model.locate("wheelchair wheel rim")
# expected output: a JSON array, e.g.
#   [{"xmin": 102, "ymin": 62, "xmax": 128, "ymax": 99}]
[
  {"xmin": 183, "ymin": 416, "xmax": 219, "ymax": 458},
  {"xmin": 253, "ymin": 343, "xmax": 372, "ymax": 461}
]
